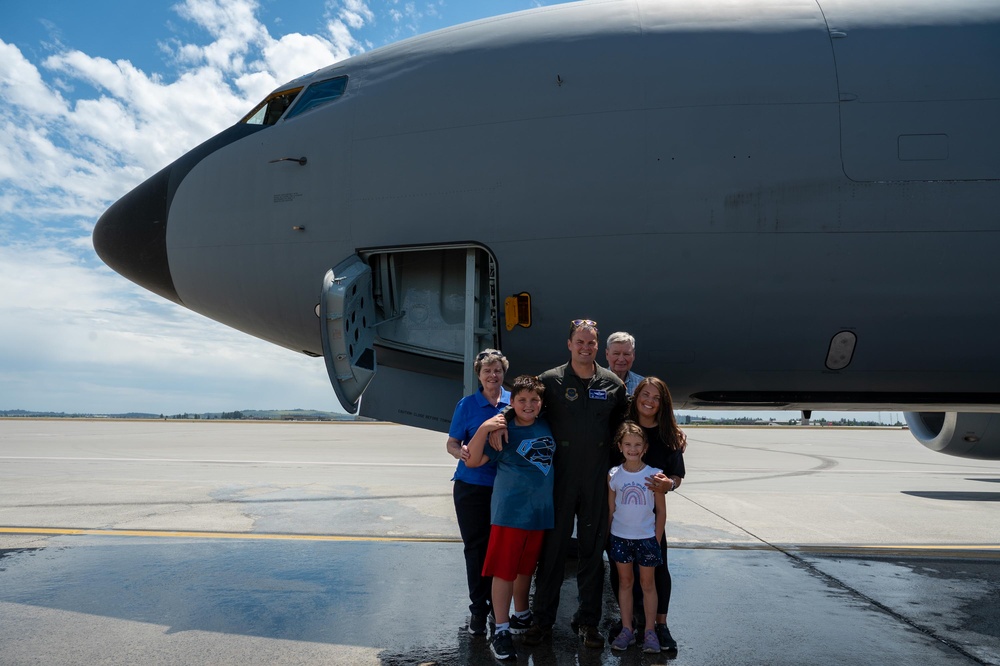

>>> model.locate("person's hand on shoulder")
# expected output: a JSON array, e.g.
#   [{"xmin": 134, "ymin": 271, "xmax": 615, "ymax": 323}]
[
  {"xmin": 644, "ymin": 471, "xmax": 675, "ymax": 494},
  {"xmin": 486, "ymin": 411, "xmax": 510, "ymax": 451}
]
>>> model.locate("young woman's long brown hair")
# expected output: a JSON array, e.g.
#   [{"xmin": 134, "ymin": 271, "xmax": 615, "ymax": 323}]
[{"xmin": 626, "ymin": 376, "xmax": 685, "ymax": 451}]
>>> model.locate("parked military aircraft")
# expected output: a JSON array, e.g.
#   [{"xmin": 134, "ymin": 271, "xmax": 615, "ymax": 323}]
[{"xmin": 93, "ymin": 0, "xmax": 1000, "ymax": 458}]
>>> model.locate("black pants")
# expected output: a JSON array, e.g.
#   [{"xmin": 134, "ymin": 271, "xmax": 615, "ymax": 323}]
[
  {"xmin": 453, "ymin": 480, "xmax": 493, "ymax": 616},
  {"xmin": 608, "ymin": 534, "xmax": 672, "ymax": 617},
  {"xmin": 532, "ymin": 477, "xmax": 608, "ymax": 628}
]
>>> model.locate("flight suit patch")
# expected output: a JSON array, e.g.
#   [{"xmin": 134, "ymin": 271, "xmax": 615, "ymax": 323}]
[{"xmin": 566, "ymin": 388, "xmax": 579, "ymax": 401}]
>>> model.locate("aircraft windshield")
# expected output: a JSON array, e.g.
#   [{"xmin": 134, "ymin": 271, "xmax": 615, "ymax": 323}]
[
  {"xmin": 241, "ymin": 88, "xmax": 302, "ymax": 125},
  {"xmin": 284, "ymin": 76, "xmax": 348, "ymax": 120}
]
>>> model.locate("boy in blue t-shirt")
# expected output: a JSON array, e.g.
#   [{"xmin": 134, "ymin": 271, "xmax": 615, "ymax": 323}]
[{"xmin": 465, "ymin": 375, "xmax": 556, "ymax": 661}]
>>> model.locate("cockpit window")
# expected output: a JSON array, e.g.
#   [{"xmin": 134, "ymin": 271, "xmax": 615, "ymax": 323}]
[
  {"xmin": 241, "ymin": 88, "xmax": 303, "ymax": 125},
  {"xmin": 284, "ymin": 76, "xmax": 348, "ymax": 120}
]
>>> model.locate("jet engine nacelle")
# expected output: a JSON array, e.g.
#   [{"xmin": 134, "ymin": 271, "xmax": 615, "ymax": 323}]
[{"xmin": 904, "ymin": 412, "xmax": 1000, "ymax": 460}]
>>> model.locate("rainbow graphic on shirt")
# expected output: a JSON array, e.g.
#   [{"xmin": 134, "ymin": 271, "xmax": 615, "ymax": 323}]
[{"xmin": 619, "ymin": 481, "xmax": 648, "ymax": 506}]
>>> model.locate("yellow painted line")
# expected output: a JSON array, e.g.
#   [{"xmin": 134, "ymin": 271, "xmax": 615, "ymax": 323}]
[{"xmin": 0, "ymin": 527, "xmax": 460, "ymax": 543}]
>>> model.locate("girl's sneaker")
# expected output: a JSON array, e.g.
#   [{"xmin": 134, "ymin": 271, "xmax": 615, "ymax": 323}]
[
  {"xmin": 611, "ymin": 626, "xmax": 635, "ymax": 651},
  {"xmin": 642, "ymin": 629, "xmax": 661, "ymax": 653}
]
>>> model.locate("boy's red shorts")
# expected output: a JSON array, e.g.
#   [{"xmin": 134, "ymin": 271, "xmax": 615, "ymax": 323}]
[{"xmin": 482, "ymin": 525, "xmax": 544, "ymax": 582}]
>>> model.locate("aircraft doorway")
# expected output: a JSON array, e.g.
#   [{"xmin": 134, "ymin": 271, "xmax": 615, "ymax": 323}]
[
  {"xmin": 367, "ymin": 246, "xmax": 498, "ymax": 382},
  {"xmin": 320, "ymin": 245, "xmax": 499, "ymax": 428}
]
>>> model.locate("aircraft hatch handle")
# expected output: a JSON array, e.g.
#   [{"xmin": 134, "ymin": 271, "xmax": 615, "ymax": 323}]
[
  {"xmin": 320, "ymin": 256, "xmax": 378, "ymax": 414},
  {"xmin": 268, "ymin": 156, "xmax": 308, "ymax": 165}
]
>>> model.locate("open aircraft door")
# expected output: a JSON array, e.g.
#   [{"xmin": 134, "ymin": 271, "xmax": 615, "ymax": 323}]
[
  {"xmin": 321, "ymin": 246, "xmax": 499, "ymax": 429},
  {"xmin": 320, "ymin": 256, "xmax": 378, "ymax": 414}
]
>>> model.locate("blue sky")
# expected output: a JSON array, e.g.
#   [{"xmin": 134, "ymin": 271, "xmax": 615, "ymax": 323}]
[
  {"xmin": 0, "ymin": 0, "xmax": 574, "ymax": 416},
  {"xmin": 0, "ymin": 0, "xmax": 902, "ymax": 423}
]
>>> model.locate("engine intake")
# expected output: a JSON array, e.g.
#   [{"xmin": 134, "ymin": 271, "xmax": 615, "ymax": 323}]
[{"xmin": 904, "ymin": 412, "xmax": 1000, "ymax": 460}]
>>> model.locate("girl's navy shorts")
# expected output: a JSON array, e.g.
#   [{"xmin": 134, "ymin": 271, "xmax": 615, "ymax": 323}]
[{"xmin": 609, "ymin": 534, "xmax": 663, "ymax": 567}]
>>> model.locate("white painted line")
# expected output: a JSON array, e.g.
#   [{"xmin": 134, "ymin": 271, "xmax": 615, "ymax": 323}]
[{"xmin": 0, "ymin": 456, "xmax": 453, "ymax": 468}]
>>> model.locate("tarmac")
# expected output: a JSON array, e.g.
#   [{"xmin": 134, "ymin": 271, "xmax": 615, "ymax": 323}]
[{"xmin": 1, "ymin": 419, "xmax": 998, "ymax": 665}]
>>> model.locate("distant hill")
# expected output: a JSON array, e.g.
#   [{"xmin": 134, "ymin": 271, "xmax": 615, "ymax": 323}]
[
  {"xmin": 0, "ymin": 409, "xmax": 161, "ymax": 419},
  {"xmin": 1, "ymin": 409, "xmax": 361, "ymax": 421}
]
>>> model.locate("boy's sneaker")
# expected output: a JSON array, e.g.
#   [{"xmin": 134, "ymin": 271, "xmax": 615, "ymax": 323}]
[
  {"xmin": 642, "ymin": 629, "xmax": 661, "ymax": 654},
  {"xmin": 655, "ymin": 623, "xmax": 678, "ymax": 651},
  {"xmin": 508, "ymin": 612, "xmax": 533, "ymax": 635},
  {"xmin": 610, "ymin": 626, "xmax": 635, "ymax": 651},
  {"xmin": 491, "ymin": 629, "xmax": 516, "ymax": 661}
]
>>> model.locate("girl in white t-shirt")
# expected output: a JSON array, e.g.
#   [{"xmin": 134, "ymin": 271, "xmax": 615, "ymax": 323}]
[{"xmin": 607, "ymin": 421, "xmax": 666, "ymax": 654}]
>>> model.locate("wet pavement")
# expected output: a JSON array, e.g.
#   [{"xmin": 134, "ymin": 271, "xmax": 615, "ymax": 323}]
[
  {"xmin": 1, "ymin": 539, "xmax": 998, "ymax": 665},
  {"xmin": 1, "ymin": 420, "xmax": 999, "ymax": 664}
]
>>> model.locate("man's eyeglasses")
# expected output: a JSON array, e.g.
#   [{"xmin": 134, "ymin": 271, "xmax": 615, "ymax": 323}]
[
  {"xmin": 476, "ymin": 351, "xmax": 505, "ymax": 360},
  {"xmin": 570, "ymin": 319, "xmax": 597, "ymax": 327}
]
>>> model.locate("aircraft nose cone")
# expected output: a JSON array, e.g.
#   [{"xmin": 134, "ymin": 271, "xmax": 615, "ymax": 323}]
[{"xmin": 93, "ymin": 166, "xmax": 181, "ymax": 305}]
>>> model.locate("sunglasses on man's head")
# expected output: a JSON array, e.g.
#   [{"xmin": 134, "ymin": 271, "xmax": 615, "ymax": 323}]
[{"xmin": 571, "ymin": 319, "xmax": 597, "ymax": 327}]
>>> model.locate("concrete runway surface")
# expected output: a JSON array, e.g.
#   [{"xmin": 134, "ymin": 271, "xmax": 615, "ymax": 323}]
[{"xmin": 1, "ymin": 419, "xmax": 998, "ymax": 665}]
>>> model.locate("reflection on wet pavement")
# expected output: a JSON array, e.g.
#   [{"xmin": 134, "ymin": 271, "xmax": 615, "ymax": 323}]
[{"xmin": 1, "ymin": 537, "xmax": 997, "ymax": 665}]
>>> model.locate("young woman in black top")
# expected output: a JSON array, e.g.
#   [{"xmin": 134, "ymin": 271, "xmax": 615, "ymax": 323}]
[{"xmin": 610, "ymin": 376, "xmax": 686, "ymax": 652}]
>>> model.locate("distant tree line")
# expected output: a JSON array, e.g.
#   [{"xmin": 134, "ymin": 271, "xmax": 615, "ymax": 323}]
[
  {"xmin": 1, "ymin": 409, "xmax": 342, "ymax": 421},
  {"xmin": 684, "ymin": 415, "xmax": 904, "ymax": 427}
]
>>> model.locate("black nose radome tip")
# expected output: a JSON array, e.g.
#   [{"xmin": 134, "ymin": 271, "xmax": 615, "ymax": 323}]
[
  {"xmin": 94, "ymin": 123, "xmax": 268, "ymax": 305},
  {"xmin": 93, "ymin": 165, "xmax": 181, "ymax": 305}
]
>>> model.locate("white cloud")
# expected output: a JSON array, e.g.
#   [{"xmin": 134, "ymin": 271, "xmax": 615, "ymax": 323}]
[
  {"xmin": 0, "ymin": 41, "xmax": 68, "ymax": 116},
  {"xmin": 171, "ymin": 0, "xmax": 266, "ymax": 72},
  {"xmin": 2, "ymin": 0, "xmax": 367, "ymax": 228},
  {"xmin": 0, "ymin": 0, "xmax": 374, "ymax": 414},
  {"xmin": 260, "ymin": 32, "xmax": 342, "ymax": 85},
  {"xmin": 43, "ymin": 51, "xmax": 248, "ymax": 174},
  {"xmin": 378, "ymin": 0, "xmax": 426, "ymax": 39},
  {"xmin": 340, "ymin": 0, "xmax": 376, "ymax": 29},
  {"xmin": 325, "ymin": 19, "xmax": 366, "ymax": 56},
  {"xmin": 0, "ymin": 240, "xmax": 336, "ymax": 414}
]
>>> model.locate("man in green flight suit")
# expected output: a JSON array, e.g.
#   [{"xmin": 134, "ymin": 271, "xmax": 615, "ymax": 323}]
[{"xmin": 524, "ymin": 319, "xmax": 627, "ymax": 649}]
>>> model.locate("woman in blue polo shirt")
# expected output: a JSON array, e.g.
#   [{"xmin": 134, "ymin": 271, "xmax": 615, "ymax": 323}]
[{"xmin": 446, "ymin": 348, "xmax": 511, "ymax": 636}]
